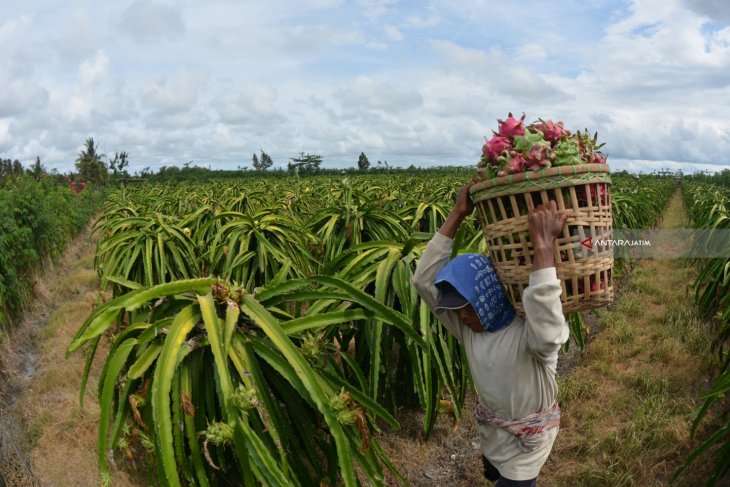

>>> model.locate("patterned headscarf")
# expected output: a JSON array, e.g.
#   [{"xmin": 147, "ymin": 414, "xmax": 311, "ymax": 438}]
[{"xmin": 434, "ymin": 253, "xmax": 516, "ymax": 332}]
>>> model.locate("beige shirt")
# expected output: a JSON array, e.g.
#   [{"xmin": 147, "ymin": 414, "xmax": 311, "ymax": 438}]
[{"xmin": 412, "ymin": 232, "xmax": 569, "ymax": 481}]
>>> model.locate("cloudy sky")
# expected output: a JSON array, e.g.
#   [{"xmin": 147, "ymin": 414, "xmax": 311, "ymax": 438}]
[{"xmin": 1, "ymin": 0, "xmax": 730, "ymax": 174}]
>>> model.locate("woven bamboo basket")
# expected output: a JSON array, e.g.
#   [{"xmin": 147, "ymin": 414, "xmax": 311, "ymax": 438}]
[{"xmin": 469, "ymin": 164, "xmax": 613, "ymax": 315}]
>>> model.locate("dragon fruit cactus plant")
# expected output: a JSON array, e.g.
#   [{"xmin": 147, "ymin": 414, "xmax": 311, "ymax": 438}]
[{"xmin": 477, "ymin": 113, "xmax": 607, "ymax": 179}]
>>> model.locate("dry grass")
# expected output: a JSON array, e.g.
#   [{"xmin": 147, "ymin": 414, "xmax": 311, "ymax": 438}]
[
  {"xmin": 379, "ymin": 393, "xmax": 486, "ymax": 485},
  {"xmin": 0, "ymin": 222, "xmax": 146, "ymax": 487},
  {"xmin": 541, "ymin": 192, "xmax": 717, "ymax": 486}
]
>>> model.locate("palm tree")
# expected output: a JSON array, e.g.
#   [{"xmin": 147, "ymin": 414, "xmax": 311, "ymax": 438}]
[{"xmin": 75, "ymin": 137, "xmax": 108, "ymax": 184}]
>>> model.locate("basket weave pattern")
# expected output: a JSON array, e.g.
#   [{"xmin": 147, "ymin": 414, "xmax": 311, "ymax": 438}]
[{"xmin": 470, "ymin": 164, "xmax": 613, "ymax": 315}]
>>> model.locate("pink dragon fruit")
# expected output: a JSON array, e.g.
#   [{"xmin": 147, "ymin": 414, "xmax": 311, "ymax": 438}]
[
  {"xmin": 589, "ymin": 183, "xmax": 608, "ymax": 204},
  {"xmin": 482, "ymin": 135, "xmax": 511, "ymax": 162},
  {"xmin": 532, "ymin": 119, "xmax": 571, "ymax": 143},
  {"xmin": 525, "ymin": 143, "xmax": 553, "ymax": 171},
  {"xmin": 576, "ymin": 184, "xmax": 608, "ymax": 206},
  {"xmin": 589, "ymin": 280, "xmax": 606, "ymax": 293},
  {"xmin": 475, "ymin": 113, "xmax": 607, "ymax": 180},
  {"xmin": 497, "ymin": 150, "xmax": 526, "ymax": 175},
  {"xmin": 497, "ymin": 112, "xmax": 526, "ymax": 138}
]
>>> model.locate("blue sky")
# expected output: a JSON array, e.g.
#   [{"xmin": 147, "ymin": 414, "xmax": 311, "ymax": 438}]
[{"xmin": 1, "ymin": 0, "xmax": 730, "ymax": 174}]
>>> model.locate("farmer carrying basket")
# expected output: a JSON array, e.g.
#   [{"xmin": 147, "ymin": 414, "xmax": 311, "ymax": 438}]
[{"xmin": 413, "ymin": 182, "xmax": 569, "ymax": 485}]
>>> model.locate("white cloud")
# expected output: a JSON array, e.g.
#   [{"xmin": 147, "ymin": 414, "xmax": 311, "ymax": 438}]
[
  {"xmin": 302, "ymin": 0, "xmax": 345, "ymax": 8},
  {"xmin": 52, "ymin": 5, "xmax": 103, "ymax": 63},
  {"xmin": 357, "ymin": 0, "xmax": 399, "ymax": 19},
  {"xmin": 403, "ymin": 13, "xmax": 441, "ymax": 29},
  {"xmin": 0, "ymin": 15, "xmax": 30, "ymax": 45},
  {"xmin": 211, "ymin": 84, "xmax": 288, "ymax": 136},
  {"xmin": 114, "ymin": 0, "xmax": 185, "ymax": 43},
  {"xmin": 0, "ymin": 119, "xmax": 12, "ymax": 151},
  {"xmin": 336, "ymin": 76, "xmax": 423, "ymax": 112},
  {"xmin": 515, "ymin": 43, "xmax": 548, "ymax": 62},
  {"xmin": 2, "ymin": 0, "xmax": 730, "ymax": 172},
  {"xmin": 430, "ymin": 41, "xmax": 570, "ymax": 102},
  {"xmin": 79, "ymin": 50, "xmax": 109, "ymax": 86},
  {"xmin": 682, "ymin": 0, "xmax": 730, "ymax": 23},
  {"xmin": 384, "ymin": 25, "xmax": 404, "ymax": 41},
  {"xmin": 0, "ymin": 79, "xmax": 48, "ymax": 118},
  {"xmin": 139, "ymin": 72, "xmax": 206, "ymax": 116}
]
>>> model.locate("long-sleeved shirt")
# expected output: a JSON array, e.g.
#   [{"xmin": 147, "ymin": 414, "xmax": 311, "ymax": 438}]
[{"xmin": 412, "ymin": 232, "xmax": 569, "ymax": 481}]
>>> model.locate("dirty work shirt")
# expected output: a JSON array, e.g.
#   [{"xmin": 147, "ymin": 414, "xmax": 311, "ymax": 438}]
[{"xmin": 412, "ymin": 232, "xmax": 569, "ymax": 481}]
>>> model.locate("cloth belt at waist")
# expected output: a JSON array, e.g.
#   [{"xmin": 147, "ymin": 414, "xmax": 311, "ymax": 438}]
[{"xmin": 474, "ymin": 399, "xmax": 561, "ymax": 453}]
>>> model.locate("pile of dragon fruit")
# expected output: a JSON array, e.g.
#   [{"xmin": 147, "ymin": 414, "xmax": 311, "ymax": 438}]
[{"xmin": 477, "ymin": 113, "xmax": 607, "ymax": 179}]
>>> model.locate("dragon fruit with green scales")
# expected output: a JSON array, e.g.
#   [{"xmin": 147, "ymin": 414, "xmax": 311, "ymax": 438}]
[
  {"xmin": 553, "ymin": 137, "xmax": 583, "ymax": 166},
  {"xmin": 476, "ymin": 113, "xmax": 607, "ymax": 179},
  {"xmin": 532, "ymin": 119, "xmax": 571, "ymax": 143}
]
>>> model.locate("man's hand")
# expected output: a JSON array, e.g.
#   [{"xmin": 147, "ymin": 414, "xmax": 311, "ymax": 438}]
[
  {"xmin": 528, "ymin": 201, "xmax": 570, "ymax": 270},
  {"xmin": 453, "ymin": 182, "xmax": 476, "ymax": 218},
  {"xmin": 437, "ymin": 180, "xmax": 478, "ymax": 239}
]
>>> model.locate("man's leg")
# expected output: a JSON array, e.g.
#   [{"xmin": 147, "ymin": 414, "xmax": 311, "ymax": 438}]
[
  {"xmin": 495, "ymin": 476, "xmax": 537, "ymax": 487},
  {"xmin": 481, "ymin": 456, "xmax": 500, "ymax": 482}
]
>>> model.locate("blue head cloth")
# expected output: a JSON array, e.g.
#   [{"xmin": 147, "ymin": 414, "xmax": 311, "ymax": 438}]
[{"xmin": 434, "ymin": 253, "xmax": 516, "ymax": 332}]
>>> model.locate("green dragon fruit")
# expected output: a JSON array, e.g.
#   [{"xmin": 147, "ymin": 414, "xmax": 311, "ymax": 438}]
[
  {"xmin": 553, "ymin": 137, "xmax": 583, "ymax": 166},
  {"xmin": 205, "ymin": 421, "xmax": 234, "ymax": 445},
  {"xmin": 512, "ymin": 128, "xmax": 547, "ymax": 153},
  {"xmin": 232, "ymin": 385, "xmax": 259, "ymax": 412},
  {"xmin": 576, "ymin": 129, "xmax": 607, "ymax": 164}
]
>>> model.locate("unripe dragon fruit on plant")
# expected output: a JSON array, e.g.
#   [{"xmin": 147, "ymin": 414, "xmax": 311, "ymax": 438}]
[{"xmin": 476, "ymin": 112, "xmax": 607, "ymax": 179}]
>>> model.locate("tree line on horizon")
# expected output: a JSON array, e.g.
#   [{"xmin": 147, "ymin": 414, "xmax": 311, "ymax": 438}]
[
  {"xmin": 4, "ymin": 137, "xmax": 727, "ymax": 187},
  {"xmin": 3, "ymin": 137, "xmax": 476, "ymax": 185}
]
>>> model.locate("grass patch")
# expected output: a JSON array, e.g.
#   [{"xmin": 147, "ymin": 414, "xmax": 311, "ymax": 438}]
[
  {"xmin": 649, "ymin": 336, "xmax": 685, "ymax": 364},
  {"xmin": 540, "ymin": 191, "xmax": 718, "ymax": 487},
  {"xmin": 662, "ymin": 305, "xmax": 712, "ymax": 355},
  {"xmin": 628, "ymin": 279, "xmax": 661, "ymax": 296},
  {"xmin": 558, "ymin": 373, "xmax": 599, "ymax": 404},
  {"xmin": 624, "ymin": 393, "xmax": 686, "ymax": 453},
  {"xmin": 564, "ymin": 464, "xmax": 635, "ymax": 487},
  {"xmin": 597, "ymin": 312, "xmax": 636, "ymax": 346},
  {"xmin": 621, "ymin": 370, "xmax": 669, "ymax": 396},
  {"xmin": 614, "ymin": 293, "xmax": 644, "ymax": 319}
]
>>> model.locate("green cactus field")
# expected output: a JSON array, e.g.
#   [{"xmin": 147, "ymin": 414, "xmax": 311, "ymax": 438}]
[{"xmin": 1, "ymin": 169, "xmax": 729, "ymax": 487}]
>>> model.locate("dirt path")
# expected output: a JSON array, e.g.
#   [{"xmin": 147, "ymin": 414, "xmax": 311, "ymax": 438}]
[
  {"xmin": 0, "ymin": 225, "xmax": 143, "ymax": 487},
  {"xmin": 381, "ymin": 189, "xmax": 719, "ymax": 486},
  {"xmin": 540, "ymin": 189, "xmax": 718, "ymax": 486}
]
